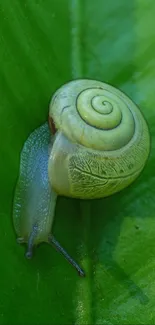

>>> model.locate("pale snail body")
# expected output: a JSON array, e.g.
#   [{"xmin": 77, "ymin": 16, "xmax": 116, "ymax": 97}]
[
  {"xmin": 13, "ymin": 123, "xmax": 56, "ymax": 245},
  {"xmin": 13, "ymin": 79, "xmax": 150, "ymax": 276}
]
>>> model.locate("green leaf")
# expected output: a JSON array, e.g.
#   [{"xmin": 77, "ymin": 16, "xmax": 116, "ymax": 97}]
[{"xmin": 0, "ymin": 0, "xmax": 154, "ymax": 324}]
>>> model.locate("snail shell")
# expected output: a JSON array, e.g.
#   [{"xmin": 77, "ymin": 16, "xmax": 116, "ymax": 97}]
[{"xmin": 48, "ymin": 79, "xmax": 150, "ymax": 199}]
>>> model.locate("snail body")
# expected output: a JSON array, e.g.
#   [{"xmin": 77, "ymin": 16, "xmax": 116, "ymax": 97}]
[
  {"xmin": 13, "ymin": 79, "xmax": 150, "ymax": 276},
  {"xmin": 13, "ymin": 123, "xmax": 55, "ymax": 247},
  {"xmin": 13, "ymin": 123, "xmax": 84, "ymax": 275}
]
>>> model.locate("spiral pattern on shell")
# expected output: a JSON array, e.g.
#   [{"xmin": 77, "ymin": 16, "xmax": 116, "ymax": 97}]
[{"xmin": 49, "ymin": 79, "xmax": 144, "ymax": 151}]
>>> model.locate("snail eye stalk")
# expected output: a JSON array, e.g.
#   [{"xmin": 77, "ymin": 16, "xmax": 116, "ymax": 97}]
[
  {"xmin": 48, "ymin": 235, "xmax": 85, "ymax": 277},
  {"xmin": 25, "ymin": 224, "xmax": 38, "ymax": 259}
]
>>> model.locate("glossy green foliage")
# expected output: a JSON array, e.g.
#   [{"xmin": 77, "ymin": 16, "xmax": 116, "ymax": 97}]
[{"xmin": 0, "ymin": 1, "xmax": 154, "ymax": 324}]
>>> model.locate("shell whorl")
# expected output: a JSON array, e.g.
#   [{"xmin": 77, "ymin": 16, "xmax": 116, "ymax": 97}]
[{"xmin": 49, "ymin": 79, "xmax": 144, "ymax": 151}]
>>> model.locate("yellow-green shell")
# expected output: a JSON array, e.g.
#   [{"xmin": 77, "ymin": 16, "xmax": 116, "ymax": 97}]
[{"xmin": 48, "ymin": 79, "xmax": 150, "ymax": 199}]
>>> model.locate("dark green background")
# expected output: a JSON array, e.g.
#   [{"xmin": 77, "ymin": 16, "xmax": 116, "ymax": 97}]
[{"xmin": 0, "ymin": 1, "xmax": 154, "ymax": 324}]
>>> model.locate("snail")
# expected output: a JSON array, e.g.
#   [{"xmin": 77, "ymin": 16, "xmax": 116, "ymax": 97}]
[{"xmin": 13, "ymin": 79, "xmax": 150, "ymax": 277}]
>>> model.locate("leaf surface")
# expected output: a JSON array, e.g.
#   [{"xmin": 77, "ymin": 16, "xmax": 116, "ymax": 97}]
[{"xmin": 0, "ymin": 1, "xmax": 154, "ymax": 324}]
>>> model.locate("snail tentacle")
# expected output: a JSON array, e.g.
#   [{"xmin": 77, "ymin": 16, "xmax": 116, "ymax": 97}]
[
  {"xmin": 48, "ymin": 235, "xmax": 85, "ymax": 277},
  {"xmin": 25, "ymin": 224, "xmax": 38, "ymax": 259}
]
